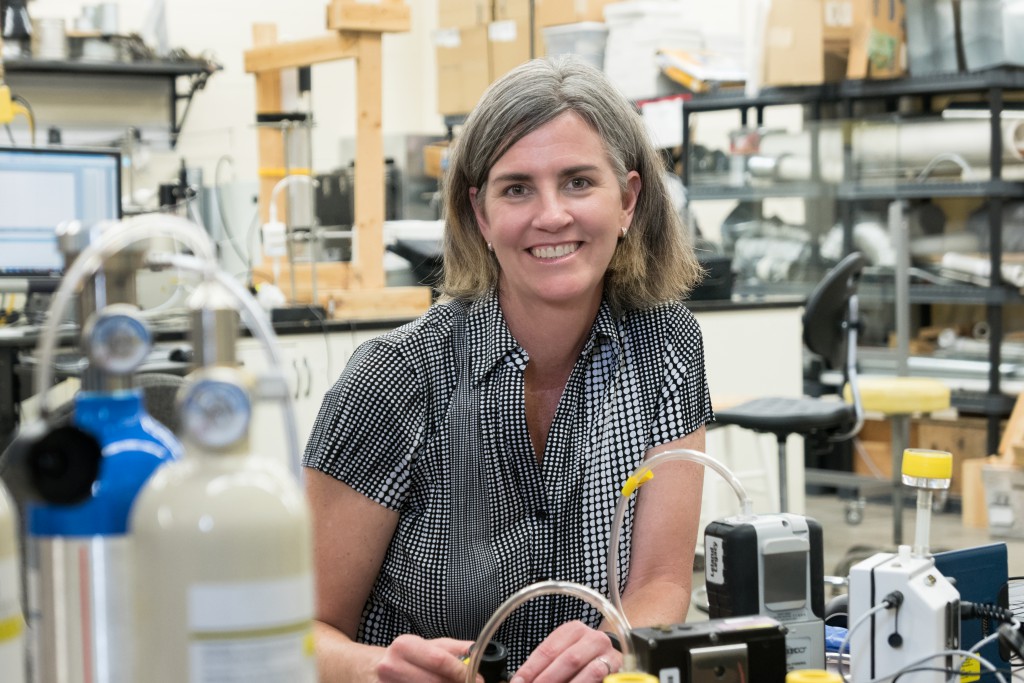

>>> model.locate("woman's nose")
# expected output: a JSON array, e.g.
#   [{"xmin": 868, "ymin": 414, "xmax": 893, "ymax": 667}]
[{"xmin": 532, "ymin": 190, "xmax": 572, "ymax": 231}]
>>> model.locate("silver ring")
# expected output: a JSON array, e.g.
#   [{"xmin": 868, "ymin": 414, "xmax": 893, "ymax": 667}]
[{"xmin": 597, "ymin": 656, "xmax": 613, "ymax": 676}]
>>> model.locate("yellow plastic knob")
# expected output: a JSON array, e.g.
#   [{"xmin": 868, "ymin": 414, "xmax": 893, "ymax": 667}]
[
  {"xmin": 902, "ymin": 449, "xmax": 953, "ymax": 480},
  {"xmin": 786, "ymin": 671, "xmax": 843, "ymax": 683},
  {"xmin": 604, "ymin": 674, "xmax": 659, "ymax": 683}
]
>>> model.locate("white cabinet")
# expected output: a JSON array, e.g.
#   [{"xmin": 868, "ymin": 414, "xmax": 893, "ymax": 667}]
[{"xmin": 234, "ymin": 327, "xmax": 390, "ymax": 469}]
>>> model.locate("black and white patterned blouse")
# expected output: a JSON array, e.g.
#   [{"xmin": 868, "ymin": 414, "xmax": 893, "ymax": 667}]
[{"xmin": 303, "ymin": 292, "xmax": 713, "ymax": 668}]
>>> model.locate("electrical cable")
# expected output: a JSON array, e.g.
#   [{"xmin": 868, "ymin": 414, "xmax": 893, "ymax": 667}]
[
  {"xmin": 838, "ymin": 598, "xmax": 898, "ymax": 683},
  {"xmin": 11, "ymin": 93, "xmax": 35, "ymax": 144},
  {"xmin": 4, "ymin": 124, "xmax": 15, "ymax": 145}
]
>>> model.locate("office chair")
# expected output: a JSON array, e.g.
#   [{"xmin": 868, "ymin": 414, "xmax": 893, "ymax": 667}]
[{"xmin": 713, "ymin": 252, "xmax": 868, "ymax": 514}]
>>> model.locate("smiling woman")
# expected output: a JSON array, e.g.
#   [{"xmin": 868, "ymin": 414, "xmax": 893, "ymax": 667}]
[{"xmin": 302, "ymin": 56, "xmax": 714, "ymax": 683}]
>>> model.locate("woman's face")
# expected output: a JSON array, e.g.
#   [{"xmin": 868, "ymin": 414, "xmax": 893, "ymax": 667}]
[{"xmin": 470, "ymin": 111, "xmax": 640, "ymax": 313}]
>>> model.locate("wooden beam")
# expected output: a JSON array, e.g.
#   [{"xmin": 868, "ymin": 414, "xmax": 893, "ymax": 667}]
[
  {"xmin": 252, "ymin": 24, "xmax": 284, "ymax": 224},
  {"xmin": 326, "ymin": 286, "xmax": 432, "ymax": 320},
  {"xmin": 326, "ymin": 0, "xmax": 411, "ymax": 33},
  {"xmin": 999, "ymin": 391, "xmax": 1024, "ymax": 459},
  {"xmin": 244, "ymin": 33, "xmax": 359, "ymax": 73},
  {"xmin": 352, "ymin": 33, "xmax": 386, "ymax": 290}
]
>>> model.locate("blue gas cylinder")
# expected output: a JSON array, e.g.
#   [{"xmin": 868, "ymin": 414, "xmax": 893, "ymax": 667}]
[{"xmin": 29, "ymin": 388, "xmax": 182, "ymax": 535}]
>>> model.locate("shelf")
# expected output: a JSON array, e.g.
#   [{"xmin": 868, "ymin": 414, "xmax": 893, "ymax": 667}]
[
  {"xmin": 860, "ymin": 282, "xmax": 1024, "ymax": 306},
  {"xmin": 683, "ymin": 67, "xmax": 1024, "ymax": 113},
  {"xmin": 838, "ymin": 67, "xmax": 1024, "ymax": 100},
  {"xmin": 688, "ymin": 182, "xmax": 833, "ymax": 201},
  {"xmin": 2, "ymin": 57, "xmax": 221, "ymax": 148},
  {"xmin": 838, "ymin": 179, "xmax": 1024, "ymax": 201},
  {"xmin": 683, "ymin": 84, "xmax": 828, "ymax": 113},
  {"xmin": 950, "ymin": 389, "xmax": 1018, "ymax": 416},
  {"xmin": 3, "ymin": 56, "xmax": 218, "ymax": 78}
]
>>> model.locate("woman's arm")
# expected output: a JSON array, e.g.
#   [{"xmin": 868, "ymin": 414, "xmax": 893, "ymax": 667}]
[
  {"xmin": 613, "ymin": 427, "xmax": 706, "ymax": 628},
  {"xmin": 306, "ymin": 470, "xmax": 475, "ymax": 683}
]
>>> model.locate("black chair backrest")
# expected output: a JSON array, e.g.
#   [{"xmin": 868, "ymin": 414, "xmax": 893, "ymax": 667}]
[{"xmin": 802, "ymin": 252, "xmax": 867, "ymax": 372}]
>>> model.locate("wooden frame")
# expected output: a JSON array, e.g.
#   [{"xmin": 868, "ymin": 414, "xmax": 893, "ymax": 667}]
[{"xmin": 244, "ymin": 1, "xmax": 431, "ymax": 320}]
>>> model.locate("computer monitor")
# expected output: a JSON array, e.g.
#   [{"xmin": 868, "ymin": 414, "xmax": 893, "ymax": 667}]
[{"xmin": 0, "ymin": 146, "xmax": 122, "ymax": 278}]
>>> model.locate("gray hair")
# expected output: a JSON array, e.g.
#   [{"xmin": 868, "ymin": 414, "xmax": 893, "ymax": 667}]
[{"xmin": 440, "ymin": 56, "xmax": 702, "ymax": 314}]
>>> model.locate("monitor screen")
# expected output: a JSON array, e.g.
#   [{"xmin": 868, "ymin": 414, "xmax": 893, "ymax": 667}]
[{"xmin": 0, "ymin": 146, "xmax": 121, "ymax": 277}]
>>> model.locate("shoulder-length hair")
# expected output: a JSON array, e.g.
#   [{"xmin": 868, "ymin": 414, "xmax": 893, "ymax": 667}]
[{"xmin": 440, "ymin": 56, "xmax": 702, "ymax": 314}]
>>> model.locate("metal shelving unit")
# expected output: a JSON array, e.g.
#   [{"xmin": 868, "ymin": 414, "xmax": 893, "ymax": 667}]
[{"xmin": 682, "ymin": 66, "xmax": 1024, "ymax": 452}]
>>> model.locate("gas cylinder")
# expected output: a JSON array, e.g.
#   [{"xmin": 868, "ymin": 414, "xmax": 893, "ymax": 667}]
[
  {"xmin": 130, "ymin": 281, "xmax": 316, "ymax": 683},
  {"xmin": 27, "ymin": 306, "xmax": 183, "ymax": 683},
  {"xmin": 0, "ymin": 480, "xmax": 25, "ymax": 683}
]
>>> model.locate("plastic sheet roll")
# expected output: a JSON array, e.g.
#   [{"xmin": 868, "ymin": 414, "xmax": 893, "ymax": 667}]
[{"xmin": 752, "ymin": 116, "xmax": 1024, "ymax": 182}]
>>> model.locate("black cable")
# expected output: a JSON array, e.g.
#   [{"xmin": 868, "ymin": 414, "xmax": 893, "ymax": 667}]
[
  {"xmin": 4, "ymin": 124, "xmax": 15, "ymax": 145},
  {"xmin": 962, "ymin": 601, "xmax": 1017, "ymax": 625}
]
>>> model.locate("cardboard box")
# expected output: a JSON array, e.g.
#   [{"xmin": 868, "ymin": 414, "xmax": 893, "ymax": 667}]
[
  {"xmin": 438, "ymin": 0, "xmax": 491, "ymax": 28},
  {"xmin": 436, "ymin": 26, "xmax": 490, "ymax": 116},
  {"xmin": 423, "ymin": 140, "xmax": 450, "ymax": 179},
  {"xmin": 490, "ymin": 18, "xmax": 533, "ymax": 82},
  {"xmin": 535, "ymin": 0, "xmax": 617, "ymax": 28},
  {"xmin": 856, "ymin": 416, "xmax": 1000, "ymax": 498},
  {"xmin": 982, "ymin": 463, "xmax": 1024, "ymax": 538},
  {"xmin": 761, "ymin": 0, "xmax": 825, "ymax": 86},
  {"xmin": 494, "ymin": 0, "xmax": 532, "ymax": 22},
  {"xmin": 846, "ymin": 0, "xmax": 906, "ymax": 79},
  {"xmin": 824, "ymin": 0, "xmax": 854, "ymax": 51}
]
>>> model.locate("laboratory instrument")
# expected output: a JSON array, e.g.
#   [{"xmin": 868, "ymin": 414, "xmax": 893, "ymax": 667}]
[
  {"xmin": 704, "ymin": 513, "xmax": 826, "ymax": 671},
  {"xmin": 630, "ymin": 614, "xmax": 788, "ymax": 683},
  {"xmin": 847, "ymin": 449, "xmax": 960, "ymax": 683}
]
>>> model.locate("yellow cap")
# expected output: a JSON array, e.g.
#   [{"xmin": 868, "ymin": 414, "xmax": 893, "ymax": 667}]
[
  {"xmin": 604, "ymin": 675, "xmax": 659, "ymax": 683},
  {"xmin": 902, "ymin": 449, "xmax": 953, "ymax": 480},
  {"xmin": 786, "ymin": 670, "xmax": 842, "ymax": 683}
]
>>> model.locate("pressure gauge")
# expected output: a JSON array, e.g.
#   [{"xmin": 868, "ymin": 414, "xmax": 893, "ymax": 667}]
[
  {"xmin": 180, "ymin": 374, "xmax": 252, "ymax": 449},
  {"xmin": 83, "ymin": 305, "xmax": 153, "ymax": 375}
]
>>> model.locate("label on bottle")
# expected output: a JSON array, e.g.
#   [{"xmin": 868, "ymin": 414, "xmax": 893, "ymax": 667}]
[
  {"xmin": 188, "ymin": 574, "xmax": 316, "ymax": 683},
  {"xmin": 0, "ymin": 556, "xmax": 26, "ymax": 683}
]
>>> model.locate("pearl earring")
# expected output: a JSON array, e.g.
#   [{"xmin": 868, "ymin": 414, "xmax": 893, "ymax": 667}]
[
  {"xmin": 486, "ymin": 242, "xmax": 493, "ymax": 252},
  {"xmin": 620, "ymin": 226, "xmax": 628, "ymax": 237}
]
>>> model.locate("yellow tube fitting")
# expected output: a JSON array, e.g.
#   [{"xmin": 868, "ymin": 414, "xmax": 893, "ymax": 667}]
[
  {"xmin": 785, "ymin": 670, "xmax": 842, "ymax": 683},
  {"xmin": 604, "ymin": 674, "xmax": 659, "ymax": 683},
  {"xmin": 902, "ymin": 448, "xmax": 953, "ymax": 480}
]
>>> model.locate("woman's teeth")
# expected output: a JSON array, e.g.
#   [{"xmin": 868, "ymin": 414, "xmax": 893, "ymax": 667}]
[{"xmin": 531, "ymin": 243, "xmax": 578, "ymax": 259}]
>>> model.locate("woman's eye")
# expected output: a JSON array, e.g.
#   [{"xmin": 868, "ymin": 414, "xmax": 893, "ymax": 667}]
[
  {"xmin": 568, "ymin": 177, "xmax": 590, "ymax": 190},
  {"xmin": 505, "ymin": 184, "xmax": 526, "ymax": 196}
]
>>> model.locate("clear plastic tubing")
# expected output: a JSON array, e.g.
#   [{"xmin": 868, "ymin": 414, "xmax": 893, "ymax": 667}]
[
  {"xmin": 607, "ymin": 449, "xmax": 754, "ymax": 627},
  {"xmin": 34, "ymin": 214, "xmax": 216, "ymax": 417},
  {"xmin": 146, "ymin": 252, "xmax": 302, "ymax": 482},
  {"xmin": 465, "ymin": 580, "xmax": 636, "ymax": 683}
]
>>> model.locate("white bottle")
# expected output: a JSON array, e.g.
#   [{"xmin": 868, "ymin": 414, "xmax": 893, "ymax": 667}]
[
  {"xmin": 0, "ymin": 480, "xmax": 26, "ymax": 683},
  {"xmin": 129, "ymin": 366, "xmax": 317, "ymax": 683}
]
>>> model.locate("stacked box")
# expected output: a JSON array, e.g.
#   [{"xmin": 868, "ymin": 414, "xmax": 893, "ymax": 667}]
[
  {"xmin": 439, "ymin": 0, "xmax": 492, "ymax": 28},
  {"xmin": 436, "ymin": 26, "xmax": 491, "ymax": 116},
  {"xmin": 491, "ymin": 0, "xmax": 535, "ymax": 81},
  {"xmin": 534, "ymin": 0, "xmax": 618, "ymax": 28}
]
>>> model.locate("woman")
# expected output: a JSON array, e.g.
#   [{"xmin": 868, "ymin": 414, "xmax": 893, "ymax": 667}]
[{"xmin": 304, "ymin": 56, "xmax": 712, "ymax": 683}]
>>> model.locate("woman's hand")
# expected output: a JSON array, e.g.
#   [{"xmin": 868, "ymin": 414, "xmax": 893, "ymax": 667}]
[
  {"xmin": 375, "ymin": 634, "xmax": 480, "ymax": 683},
  {"xmin": 510, "ymin": 621, "xmax": 620, "ymax": 683}
]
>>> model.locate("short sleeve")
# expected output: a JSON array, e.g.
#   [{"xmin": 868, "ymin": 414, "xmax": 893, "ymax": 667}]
[
  {"xmin": 302, "ymin": 338, "xmax": 426, "ymax": 510},
  {"xmin": 650, "ymin": 309, "xmax": 714, "ymax": 446}
]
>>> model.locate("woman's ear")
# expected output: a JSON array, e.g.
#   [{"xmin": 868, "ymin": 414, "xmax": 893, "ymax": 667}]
[
  {"xmin": 470, "ymin": 186, "xmax": 490, "ymax": 238},
  {"xmin": 620, "ymin": 171, "xmax": 641, "ymax": 229}
]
